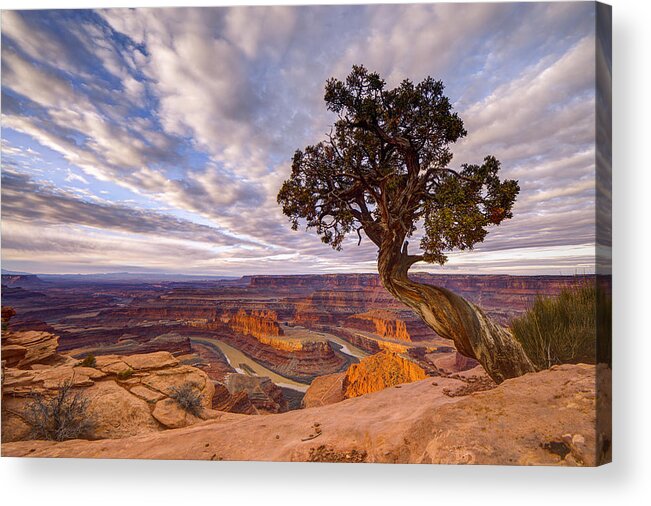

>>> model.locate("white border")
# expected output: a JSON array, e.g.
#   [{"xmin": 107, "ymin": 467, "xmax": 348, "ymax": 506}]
[{"xmin": 1, "ymin": 1, "xmax": 649, "ymax": 505}]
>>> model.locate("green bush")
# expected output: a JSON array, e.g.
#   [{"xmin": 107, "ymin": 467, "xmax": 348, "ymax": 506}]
[
  {"xmin": 116, "ymin": 368, "xmax": 134, "ymax": 380},
  {"xmin": 510, "ymin": 282, "xmax": 611, "ymax": 370},
  {"xmin": 22, "ymin": 380, "xmax": 95, "ymax": 441},
  {"xmin": 168, "ymin": 382, "xmax": 203, "ymax": 416},
  {"xmin": 79, "ymin": 354, "xmax": 96, "ymax": 368}
]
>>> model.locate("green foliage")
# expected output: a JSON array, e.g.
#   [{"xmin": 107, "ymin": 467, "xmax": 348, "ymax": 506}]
[
  {"xmin": 168, "ymin": 382, "xmax": 203, "ymax": 417},
  {"xmin": 510, "ymin": 283, "xmax": 611, "ymax": 369},
  {"xmin": 421, "ymin": 156, "xmax": 519, "ymax": 264},
  {"xmin": 22, "ymin": 380, "xmax": 95, "ymax": 441},
  {"xmin": 278, "ymin": 65, "xmax": 518, "ymax": 263},
  {"xmin": 78, "ymin": 354, "xmax": 96, "ymax": 368},
  {"xmin": 116, "ymin": 368, "xmax": 134, "ymax": 380}
]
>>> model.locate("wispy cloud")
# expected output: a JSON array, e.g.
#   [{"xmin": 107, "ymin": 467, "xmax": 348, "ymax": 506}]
[{"xmin": 1, "ymin": 3, "xmax": 601, "ymax": 275}]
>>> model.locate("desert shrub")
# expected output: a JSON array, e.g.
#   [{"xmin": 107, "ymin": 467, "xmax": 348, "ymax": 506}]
[
  {"xmin": 510, "ymin": 283, "xmax": 611, "ymax": 369},
  {"xmin": 116, "ymin": 368, "xmax": 134, "ymax": 380},
  {"xmin": 78, "ymin": 354, "xmax": 96, "ymax": 368},
  {"xmin": 22, "ymin": 380, "xmax": 95, "ymax": 441},
  {"xmin": 168, "ymin": 382, "xmax": 203, "ymax": 416}
]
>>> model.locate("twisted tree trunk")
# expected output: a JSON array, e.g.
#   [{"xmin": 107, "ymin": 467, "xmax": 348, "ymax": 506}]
[{"xmin": 377, "ymin": 239, "xmax": 536, "ymax": 384}]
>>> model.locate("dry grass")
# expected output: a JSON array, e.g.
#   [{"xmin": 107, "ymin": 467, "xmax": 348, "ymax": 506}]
[
  {"xmin": 22, "ymin": 380, "xmax": 95, "ymax": 441},
  {"xmin": 168, "ymin": 382, "xmax": 204, "ymax": 416},
  {"xmin": 510, "ymin": 282, "xmax": 611, "ymax": 369},
  {"xmin": 78, "ymin": 354, "xmax": 96, "ymax": 368}
]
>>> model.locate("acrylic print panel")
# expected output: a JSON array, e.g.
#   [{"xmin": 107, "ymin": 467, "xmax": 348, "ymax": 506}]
[{"xmin": 0, "ymin": 2, "xmax": 611, "ymax": 466}]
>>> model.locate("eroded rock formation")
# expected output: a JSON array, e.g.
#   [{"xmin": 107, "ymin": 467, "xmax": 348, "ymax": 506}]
[
  {"xmin": 346, "ymin": 310, "xmax": 413, "ymax": 342},
  {"xmin": 226, "ymin": 309, "xmax": 285, "ymax": 340},
  {"xmin": 2, "ymin": 364, "xmax": 607, "ymax": 466},
  {"xmin": 343, "ymin": 351, "xmax": 427, "ymax": 398},
  {"xmin": 1, "ymin": 308, "xmax": 68, "ymax": 370},
  {"xmin": 303, "ymin": 351, "xmax": 428, "ymax": 406},
  {"xmin": 223, "ymin": 373, "xmax": 288, "ymax": 414},
  {"xmin": 1, "ymin": 350, "xmax": 218, "ymax": 442}
]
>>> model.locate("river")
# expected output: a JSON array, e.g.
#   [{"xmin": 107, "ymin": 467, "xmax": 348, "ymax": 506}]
[
  {"xmin": 191, "ymin": 331, "xmax": 368, "ymax": 393},
  {"xmin": 191, "ymin": 336, "xmax": 310, "ymax": 392}
]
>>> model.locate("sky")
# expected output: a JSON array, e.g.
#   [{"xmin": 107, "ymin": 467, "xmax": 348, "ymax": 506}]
[{"xmin": 1, "ymin": 2, "xmax": 603, "ymax": 276}]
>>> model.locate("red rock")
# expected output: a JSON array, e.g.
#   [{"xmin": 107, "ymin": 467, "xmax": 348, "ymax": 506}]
[
  {"xmin": 122, "ymin": 351, "xmax": 179, "ymax": 371},
  {"xmin": 212, "ymin": 383, "xmax": 256, "ymax": 415},
  {"xmin": 152, "ymin": 398, "xmax": 202, "ymax": 429},
  {"xmin": 2, "ymin": 330, "xmax": 60, "ymax": 369},
  {"xmin": 343, "ymin": 351, "xmax": 427, "ymax": 399},
  {"xmin": 302, "ymin": 373, "xmax": 346, "ymax": 408},
  {"xmin": 1, "ymin": 365, "xmax": 605, "ymax": 466},
  {"xmin": 223, "ymin": 373, "xmax": 288, "ymax": 414},
  {"xmin": 2, "ymin": 350, "xmax": 217, "ymax": 442},
  {"xmin": 226, "ymin": 309, "xmax": 284, "ymax": 339}
]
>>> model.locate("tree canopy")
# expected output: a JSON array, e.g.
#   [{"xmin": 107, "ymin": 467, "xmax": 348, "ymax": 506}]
[{"xmin": 277, "ymin": 65, "xmax": 519, "ymax": 266}]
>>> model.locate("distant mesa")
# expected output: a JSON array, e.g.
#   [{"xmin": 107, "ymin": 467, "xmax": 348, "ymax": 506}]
[{"xmin": 1, "ymin": 274, "xmax": 49, "ymax": 289}]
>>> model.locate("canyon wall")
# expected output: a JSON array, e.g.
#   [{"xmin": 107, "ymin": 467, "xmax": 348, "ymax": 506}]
[{"xmin": 225, "ymin": 309, "xmax": 285, "ymax": 340}]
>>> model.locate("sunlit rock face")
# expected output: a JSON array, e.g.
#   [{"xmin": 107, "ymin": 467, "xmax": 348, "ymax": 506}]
[
  {"xmin": 225, "ymin": 309, "xmax": 285, "ymax": 340},
  {"xmin": 303, "ymin": 351, "xmax": 428, "ymax": 407},
  {"xmin": 342, "ymin": 351, "xmax": 427, "ymax": 398}
]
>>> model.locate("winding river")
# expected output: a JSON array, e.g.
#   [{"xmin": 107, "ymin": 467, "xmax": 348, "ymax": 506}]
[
  {"xmin": 191, "ymin": 331, "xmax": 368, "ymax": 393},
  {"xmin": 191, "ymin": 336, "xmax": 310, "ymax": 392}
]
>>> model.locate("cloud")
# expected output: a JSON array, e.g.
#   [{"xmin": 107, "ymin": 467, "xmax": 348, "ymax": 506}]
[
  {"xmin": 1, "ymin": 170, "xmax": 252, "ymax": 247},
  {"xmin": 1, "ymin": 3, "xmax": 600, "ymax": 275},
  {"xmin": 65, "ymin": 170, "xmax": 89, "ymax": 184}
]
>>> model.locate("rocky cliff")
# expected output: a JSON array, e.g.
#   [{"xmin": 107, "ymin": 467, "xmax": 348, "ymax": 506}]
[
  {"xmin": 2, "ymin": 329, "xmax": 63, "ymax": 369},
  {"xmin": 226, "ymin": 309, "xmax": 285, "ymax": 340},
  {"xmin": 2, "ymin": 364, "xmax": 608, "ymax": 466},
  {"xmin": 342, "ymin": 351, "xmax": 427, "ymax": 398},
  {"xmin": 2, "ymin": 351, "xmax": 218, "ymax": 442},
  {"xmin": 346, "ymin": 310, "xmax": 413, "ymax": 342},
  {"xmin": 223, "ymin": 373, "xmax": 288, "ymax": 414},
  {"xmin": 343, "ymin": 310, "xmax": 434, "ymax": 343},
  {"xmin": 215, "ymin": 330, "xmax": 348, "ymax": 383},
  {"xmin": 302, "ymin": 351, "xmax": 428, "ymax": 407}
]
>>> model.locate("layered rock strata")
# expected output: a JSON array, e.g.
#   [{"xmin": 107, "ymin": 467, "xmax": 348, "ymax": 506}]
[{"xmin": 226, "ymin": 309, "xmax": 285, "ymax": 339}]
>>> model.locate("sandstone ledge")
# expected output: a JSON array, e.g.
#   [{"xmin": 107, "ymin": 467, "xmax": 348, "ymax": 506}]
[
  {"xmin": 2, "ymin": 364, "xmax": 607, "ymax": 466},
  {"xmin": 1, "ymin": 351, "xmax": 216, "ymax": 442}
]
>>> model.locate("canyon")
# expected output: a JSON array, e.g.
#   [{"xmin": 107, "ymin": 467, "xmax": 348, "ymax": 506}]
[
  {"xmin": 1, "ymin": 272, "xmax": 607, "ymax": 465},
  {"xmin": 1, "ymin": 273, "xmax": 588, "ymax": 403}
]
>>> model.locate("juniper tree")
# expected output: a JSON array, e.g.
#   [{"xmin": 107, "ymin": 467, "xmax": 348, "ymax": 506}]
[{"xmin": 278, "ymin": 65, "xmax": 535, "ymax": 382}]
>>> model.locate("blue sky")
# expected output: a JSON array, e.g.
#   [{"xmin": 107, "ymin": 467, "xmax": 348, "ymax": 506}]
[{"xmin": 1, "ymin": 2, "xmax": 603, "ymax": 275}]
